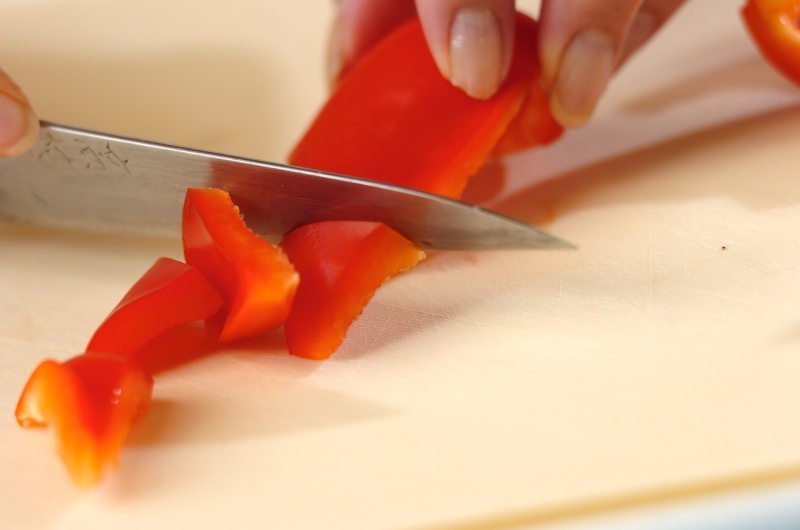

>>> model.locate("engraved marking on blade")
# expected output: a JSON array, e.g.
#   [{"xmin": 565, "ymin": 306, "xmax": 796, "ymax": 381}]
[
  {"xmin": 36, "ymin": 133, "xmax": 72, "ymax": 164},
  {"xmin": 77, "ymin": 141, "xmax": 107, "ymax": 170},
  {"xmin": 30, "ymin": 132, "xmax": 132, "ymax": 175},
  {"xmin": 93, "ymin": 142, "xmax": 132, "ymax": 174}
]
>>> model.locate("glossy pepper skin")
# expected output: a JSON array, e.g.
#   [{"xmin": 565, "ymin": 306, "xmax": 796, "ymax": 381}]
[
  {"xmin": 293, "ymin": 13, "xmax": 560, "ymax": 199},
  {"xmin": 182, "ymin": 188, "xmax": 300, "ymax": 343},
  {"xmin": 742, "ymin": 0, "xmax": 800, "ymax": 85},
  {"xmin": 18, "ymin": 257, "xmax": 225, "ymax": 487},
  {"xmin": 283, "ymin": 13, "xmax": 558, "ymax": 360},
  {"xmin": 15, "ymin": 353, "xmax": 153, "ymax": 488},
  {"xmin": 87, "ymin": 257, "xmax": 224, "ymax": 357},
  {"xmin": 492, "ymin": 79, "xmax": 564, "ymax": 156},
  {"xmin": 280, "ymin": 222, "xmax": 425, "ymax": 359}
]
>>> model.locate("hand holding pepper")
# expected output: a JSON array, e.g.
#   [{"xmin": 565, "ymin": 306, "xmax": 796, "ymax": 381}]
[
  {"xmin": 328, "ymin": 0, "xmax": 686, "ymax": 128},
  {"xmin": 0, "ymin": 68, "xmax": 38, "ymax": 157}
]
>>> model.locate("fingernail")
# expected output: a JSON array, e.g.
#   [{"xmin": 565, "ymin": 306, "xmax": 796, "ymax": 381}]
[
  {"xmin": 449, "ymin": 8, "xmax": 503, "ymax": 100},
  {"xmin": 550, "ymin": 29, "xmax": 615, "ymax": 128},
  {"xmin": 0, "ymin": 91, "xmax": 37, "ymax": 157}
]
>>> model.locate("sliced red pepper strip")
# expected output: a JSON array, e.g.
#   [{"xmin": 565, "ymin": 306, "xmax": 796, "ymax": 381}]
[
  {"xmin": 742, "ymin": 0, "xmax": 800, "ymax": 85},
  {"xmin": 86, "ymin": 257, "xmax": 224, "ymax": 357},
  {"xmin": 284, "ymin": 13, "xmax": 555, "ymax": 360},
  {"xmin": 291, "ymin": 13, "xmax": 558, "ymax": 199},
  {"xmin": 182, "ymin": 188, "xmax": 299, "ymax": 343},
  {"xmin": 280, "ymin": 222, "xmax": 425, "ymax": 359},
  {"xmin": 15, "ymin": 353, "xmax": 153, "ymax": 488},
  {"xmin": 330, "ymin": 14, "xmax": 560, "ymax": 157},
  {"xmin": 135, "ymin": 319, "xmax": 223, "ymax": 375}
]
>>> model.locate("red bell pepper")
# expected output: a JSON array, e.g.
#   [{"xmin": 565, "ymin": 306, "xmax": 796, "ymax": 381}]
[
  {"xmin": 280, "ymin": 221, "xmax": 425, "ymax": 359},
  {"xmin": 15, "ymin": 353, "xmax": 153, "ymax": 488},
  {"xmin": 492, "ymin": 78, "xmax": 564, "ymax": 156},
  {"xmin": 16, "ymin": 190, "xmax": 302, "ymax": 487},
  {"xmin": 283, "ymin": 13, "xmax": 559, "ymax": 359},
  {"xmin": 136, "ymin": 320, "xmax": 223, "ymax": 375},
  {"xmin": 182, "ymin": 188, "xmax": 300, "ymax": 343},
  {"xmin": 293, "ymin": 13, "xmax": 559, "ymax": 199},
  {"xmin": 17, "ymin": 257, "xmax": 225, "ymax": 487},
  {"xmin": 86, "ymin": 257, "xmax": 224, "ymax": 357},
  {"xmin": 742, "ymin": 0, "xmax": 800, "ymax": 85}
]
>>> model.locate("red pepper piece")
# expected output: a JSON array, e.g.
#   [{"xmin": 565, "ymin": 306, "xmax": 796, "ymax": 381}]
[
  {"xmin": 742, "ymin": 0, "xmax": 800, "ymax": 85},
  {"xmin": 15, "ymin": 353, "xmax": 153, "ymax": 488},
  {"xmin": 291, "ymin": 13, "xmax": 559, "ymax": 199},
  {"xmin": 86, "ymin": 257, "xmax": 224, "ymax": 357},
  {"xmin": 493, "ymin": 79, "xmax": 564, "ymax": 156},
  {"xmin": 136, "ymin": 320, "xmax": 223, "ymax": 375},
  {"xmin": 182, "ymin": 188, "xmax": 299, "ymax": 343},
  {"xmin": 283, "ymin": 13, "xmax": 555, "ymax": 359},
  {"xmin": 280, "ymin": 222, "xmax": 425, "ymax": 359}
]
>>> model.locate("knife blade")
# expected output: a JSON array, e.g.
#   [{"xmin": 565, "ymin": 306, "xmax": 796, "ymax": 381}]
[{"xmin": 0, "ymin": 122, "xmax": 573, "ymax": 251}]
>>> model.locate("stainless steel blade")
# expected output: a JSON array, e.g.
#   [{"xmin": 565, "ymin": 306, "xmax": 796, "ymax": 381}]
[{"xmin": 0, "ymin": 122, "xmax": 573, "ymax": 251}]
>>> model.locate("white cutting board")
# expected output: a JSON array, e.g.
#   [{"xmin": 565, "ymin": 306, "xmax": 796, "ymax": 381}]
[{"xmin": 3, "ymin": 1, "xmax": 800, "ymax": 529}]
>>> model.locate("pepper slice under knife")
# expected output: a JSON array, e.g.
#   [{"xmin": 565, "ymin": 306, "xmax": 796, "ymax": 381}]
[
  {"xmin": 284, "ymin": 12, "xmax": 562, "ymax": 359},
  {"xmin": 183, "ymin": 187, "xmax": 300, "ymax": 343}
]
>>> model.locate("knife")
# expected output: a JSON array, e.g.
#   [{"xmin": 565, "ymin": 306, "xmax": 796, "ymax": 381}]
[{"xmin": 0, "ymin": 122, "xmax": 573, "ymax": 251}]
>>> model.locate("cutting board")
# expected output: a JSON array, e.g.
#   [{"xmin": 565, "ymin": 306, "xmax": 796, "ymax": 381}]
[{"xmin": 3, "ymin": 1, "xmax": 800, "ymax": 529}]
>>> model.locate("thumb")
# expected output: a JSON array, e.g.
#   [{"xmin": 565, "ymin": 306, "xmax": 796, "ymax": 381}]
[{"xmin": 0, "ymin": 68, "xmax": 39, "ymax": 157}]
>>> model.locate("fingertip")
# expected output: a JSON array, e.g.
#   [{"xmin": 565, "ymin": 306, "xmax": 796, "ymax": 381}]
[
  {"xmin": 0, "ymin": 91, "xmax": 39, "ymax": 157},
  {"xmin": 548, "ymin": 29, "xmax": 615, "ymax": 128},
  {"xmin": 549, "ymin": 91, "xmax": 590, "ymax": 129},
  {"xmin": 539, "ymin": 0, "xmax": 687, "ymax": 128},
  {"xmin": 417, "ymin": 0, "xmax": 515, "ymax": 99},
  {"xmin": 449, "ymin": 8, "xmax": 505, "ymax": 99}
]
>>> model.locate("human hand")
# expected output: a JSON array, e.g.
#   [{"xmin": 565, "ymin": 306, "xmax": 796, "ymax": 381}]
[
  {"xmin": 329, "ymin": 0, "xmax": 686, "ymax": 128},
  {"xmin": 0, "ymin": 68, "xmax": 39, "ymax": 157}
]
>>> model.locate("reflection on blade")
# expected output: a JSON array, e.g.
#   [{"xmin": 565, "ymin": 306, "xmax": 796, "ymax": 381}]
[{"xmin": 0, "ymin": 122, "xmax": 574, "ymax": 251}]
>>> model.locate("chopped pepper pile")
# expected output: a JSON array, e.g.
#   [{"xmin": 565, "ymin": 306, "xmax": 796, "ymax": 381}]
[{"xmin": 17, "ymin": 190, "xmax": 298, "ymax": 486}]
